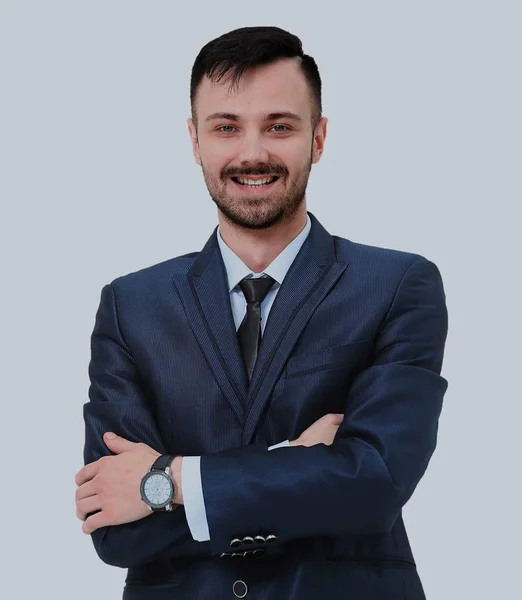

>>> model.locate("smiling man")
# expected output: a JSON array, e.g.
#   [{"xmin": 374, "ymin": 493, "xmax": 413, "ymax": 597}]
[
  {"xmin": 191, "ymin": 60, "xmax": 322, "ymax": 236},
  {"xmin": 76, "ymin": 26, "xmax": 448, "ymax": 600}
]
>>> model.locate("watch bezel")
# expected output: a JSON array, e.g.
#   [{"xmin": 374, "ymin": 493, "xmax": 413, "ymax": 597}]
[{"xmin": 140, "ymin": 469, "xmax": 174, "ymax": 509}]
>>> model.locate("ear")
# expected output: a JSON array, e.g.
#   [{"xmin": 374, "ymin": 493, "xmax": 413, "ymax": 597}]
[
  {"xmin": 311, "ymin": 116, "xmax": 328, "ymax": 164},
  {"xmin": 187, "ymin": 117, "xmax": 201, "ymax": 166}
]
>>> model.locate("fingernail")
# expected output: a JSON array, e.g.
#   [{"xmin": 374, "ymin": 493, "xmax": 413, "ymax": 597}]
[{"xmin": 105, "ymin": 432, "xmax": 116, "ymax": 439}]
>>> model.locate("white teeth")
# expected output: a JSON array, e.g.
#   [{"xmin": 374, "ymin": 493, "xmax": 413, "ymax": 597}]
[{"xmin": 236, "ymin": 177, "xmax": 275, "ymax": 186}]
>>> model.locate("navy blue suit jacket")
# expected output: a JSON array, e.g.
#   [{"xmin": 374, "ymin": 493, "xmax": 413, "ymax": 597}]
[{"xmin": 83, "ymin": 211, "xmax": 448, "ymax": 599}]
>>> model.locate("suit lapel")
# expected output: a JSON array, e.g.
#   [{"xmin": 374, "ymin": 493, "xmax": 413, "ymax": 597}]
[
  {"xmin": 242, "ymin": 213, "xmax": 349, "ymax": 443},
  {"xmin": 172, "ymin": 212, "xmax": 350, "ymax": 438},
  {"xmin": 172, "ymin": 230, "xmax": 248, "ymax": 425}
]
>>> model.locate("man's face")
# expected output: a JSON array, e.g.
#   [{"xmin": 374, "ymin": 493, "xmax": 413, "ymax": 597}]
[{"xmin": 188, "ymin": 58, "xmax": 327, "ymax": 230}]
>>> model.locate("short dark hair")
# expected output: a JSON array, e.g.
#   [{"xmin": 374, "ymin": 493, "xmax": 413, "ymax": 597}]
[{"xmin": 190, "ymin": 26, "xmax": 322, "ymax": 127}]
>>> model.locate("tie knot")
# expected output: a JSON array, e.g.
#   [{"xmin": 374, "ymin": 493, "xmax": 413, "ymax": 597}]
[{"xmin": 238, "ymin": 275, "xmax": 276, "ymax": 304}]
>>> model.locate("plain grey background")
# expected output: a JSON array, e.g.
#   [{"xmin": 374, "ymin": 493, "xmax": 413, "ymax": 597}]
[{"xmin": 1, "ymin": 1, "xmax": 520, "ymax": 598}]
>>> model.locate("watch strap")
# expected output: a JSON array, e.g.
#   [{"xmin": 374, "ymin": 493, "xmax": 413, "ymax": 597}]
[{"xmin": 151, "ymin": 454, "xmax": 175, "ymax": 472}]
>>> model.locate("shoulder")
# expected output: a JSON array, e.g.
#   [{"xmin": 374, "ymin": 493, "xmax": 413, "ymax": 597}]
[
  {"xmin": 334, "ymin": 234, "xmax": 426, "ymax": 267},
  {"xmin": 108, "ymin": 250, "xmax": 200, "ymax": 295},
  {"xmin": 332, "ymin": 235, "xmax": 442, "ymax": 286}
]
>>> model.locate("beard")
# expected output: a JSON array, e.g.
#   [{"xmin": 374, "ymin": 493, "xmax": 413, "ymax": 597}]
[{"xmin": 201, "ymin": 157, "xmax": 312, "ymax": 231}]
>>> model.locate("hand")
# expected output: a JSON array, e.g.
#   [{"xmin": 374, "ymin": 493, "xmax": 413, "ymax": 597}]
[
  {"xmin": 75, "ymin": 433, "xmax": 161, "ymax": 534},
  {"xmin": 290, "ymin": 413, "xmax": 344, "ymax": 447}
]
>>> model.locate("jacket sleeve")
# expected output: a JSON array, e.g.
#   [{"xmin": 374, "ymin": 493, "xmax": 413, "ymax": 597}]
[
  {"xmin": 82, "ymin": 282, "xmax": 213, "ymax": 568},
  {"xmin": 199, "ymin": 257, "xmax": 449, "ymax": 556}
]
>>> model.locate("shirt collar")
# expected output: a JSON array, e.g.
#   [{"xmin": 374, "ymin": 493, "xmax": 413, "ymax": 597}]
[{"xmin": 217, "ymin": 213, "xmax": 312, "ymax": 293}]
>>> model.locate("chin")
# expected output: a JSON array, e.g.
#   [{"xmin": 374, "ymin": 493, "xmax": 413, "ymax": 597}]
[{"xmin": 219, "ymin": 203, "xmax": 286, "ymax": 230}]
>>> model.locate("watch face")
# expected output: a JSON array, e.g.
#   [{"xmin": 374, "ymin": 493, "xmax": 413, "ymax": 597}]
[{"xmin": 141, "ymin": 472, "xmax": 173, "ymax": 507}]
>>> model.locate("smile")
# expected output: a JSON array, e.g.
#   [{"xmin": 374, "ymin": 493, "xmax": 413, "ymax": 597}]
[{"xmin": 231, "ymin": 176, "xmax": 280, "ymax": 188}]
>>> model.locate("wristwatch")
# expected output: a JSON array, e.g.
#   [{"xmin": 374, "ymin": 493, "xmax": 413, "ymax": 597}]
[{"xmin": 140, "ymin": 454, "xmax": 176, "ymax": 511}]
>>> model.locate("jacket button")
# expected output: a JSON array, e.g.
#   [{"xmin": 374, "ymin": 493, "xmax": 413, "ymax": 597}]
[
  {"xmin": 254, "ymin": 535, "xmax": 266, "ymax": 544},
  {"xmin": 220, "ymin": 552, "xmax": 232, "ymax": 558},
  {"xmin": 231, "ymin": 552, "xmax": 244, "ymax": 558},
  {"xmin": 230, "ymin": 538, "xmax": 242, "ymax": 548},
  {"xmin": 242, "ymin": 536, "xmax": 254, "ymax": 545},
  {"xmin": 266, "ymin": 534, "xmax": 278, "ymax": 543},
  {"xmin": 243, "ymin": 550, "xmax": 255, "ymax": 558},
  {"xmin": 233, "ymin": 580, "xmax": 248, "ymax": 598},
  {"xmin": 253, "ymin": 548, "xmax": 265, "ymax": 558}
]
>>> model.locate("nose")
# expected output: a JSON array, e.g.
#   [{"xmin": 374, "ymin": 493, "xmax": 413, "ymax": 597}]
[{"xmin": 236, "ymin": 131, "xmax": 270, "ymax": 165}]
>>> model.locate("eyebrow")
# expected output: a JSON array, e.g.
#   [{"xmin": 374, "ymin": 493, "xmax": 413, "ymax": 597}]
[{"xmin": 205, "ymin": 111, "xmax": 303, "ymax": 123}]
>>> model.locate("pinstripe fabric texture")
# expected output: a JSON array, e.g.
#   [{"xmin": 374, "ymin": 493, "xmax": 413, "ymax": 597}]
[{"xmin": 83, "ymin": 211, "xmax": 448, "ymax": 600}]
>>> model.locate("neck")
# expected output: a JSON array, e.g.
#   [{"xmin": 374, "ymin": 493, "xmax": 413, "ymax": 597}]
[{"xmin": 218, "ymin": 206, "xmax": 308, "ymax": 273}]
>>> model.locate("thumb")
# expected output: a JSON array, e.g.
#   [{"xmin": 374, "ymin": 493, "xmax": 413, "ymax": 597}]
[{"xmin": 103, "ymin": 432, "xmax": 134, "ymax": 453}]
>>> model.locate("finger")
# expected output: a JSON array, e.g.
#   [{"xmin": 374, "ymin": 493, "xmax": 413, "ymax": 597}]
[
  {"xmin": 82, "ymin": 510, "xmax": 112, "ymax": 535},
  {"xmin": 103, "ymin": 432, "xmax": 140, "ymax": 454},
  {"xmin": 75, "ymin": 479, "xmax": 97, "ymax": 503},
  {"xmin": 77, "ymin": 495, "xmax": 102, "ymax": 521},
  {"xmin": 75, "ymin": 462, "xmax": 99, "ymax": 486}
]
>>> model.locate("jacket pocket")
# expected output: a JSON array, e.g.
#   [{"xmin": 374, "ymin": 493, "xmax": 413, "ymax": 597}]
[
  {"xmin": 286, "ymin": 339, "xmax": 373, "ymax": 378},
  {"xmin": 326, "ymin": 556, "xmax": 416, "ymax": 569},
  {"xmin": 123, "ymin": 582, "xmax": 181, "ymax": 599}
]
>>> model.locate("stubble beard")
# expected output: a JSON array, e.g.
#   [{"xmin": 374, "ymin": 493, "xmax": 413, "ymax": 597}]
[{"xmin": 201, "ymin": 161, "xmax": 312, "ymax": 231}]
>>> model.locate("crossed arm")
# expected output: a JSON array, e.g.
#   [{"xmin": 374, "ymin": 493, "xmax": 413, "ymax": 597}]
[{"xmin": 76, "ymin": 257, "xmax": 448, "ymax": 567}]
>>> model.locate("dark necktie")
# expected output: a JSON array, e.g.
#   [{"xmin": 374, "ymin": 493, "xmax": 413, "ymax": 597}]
[{"xmin": 237, "ymin": 275, "xmax": 276, "ymax": 383}]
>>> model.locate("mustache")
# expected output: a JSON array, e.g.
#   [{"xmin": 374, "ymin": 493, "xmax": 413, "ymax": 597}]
[{"xmin": 221, "ymin": 165, "xmax": 288, "ymax": 179}]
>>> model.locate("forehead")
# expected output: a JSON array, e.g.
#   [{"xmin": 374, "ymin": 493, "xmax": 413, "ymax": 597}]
[{"xmin": 195, "ymin": 58, "xmax": 312, "ymax": 121}]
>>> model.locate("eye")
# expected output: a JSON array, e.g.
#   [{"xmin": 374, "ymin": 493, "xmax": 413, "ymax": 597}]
[
  {"xmin": 270, "ymin": 124, "xmax": 290, "ymax": 133},
  {"xmin": 217, "ymin": 125, "xmax": 236, "ymax": 133}
]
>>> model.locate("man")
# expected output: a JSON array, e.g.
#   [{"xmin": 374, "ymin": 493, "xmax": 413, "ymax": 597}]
[{"xmin": 75, "ymin": 26, "xmax": 448, "ymax": 600}]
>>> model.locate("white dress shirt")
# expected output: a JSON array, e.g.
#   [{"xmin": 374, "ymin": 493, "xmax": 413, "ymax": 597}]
[{"xmin": 181, "ymin": 213, "xmax": 312, "ymax": 542}]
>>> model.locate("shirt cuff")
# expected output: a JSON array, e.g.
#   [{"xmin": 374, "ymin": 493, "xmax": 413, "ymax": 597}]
[
  {"xmin": 268, "ymin": 439, "xmax": 290, "ymax": 450},
  {"xmin": 181, "ymin": 455, "xmax": 210, "ymax": 542}
]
